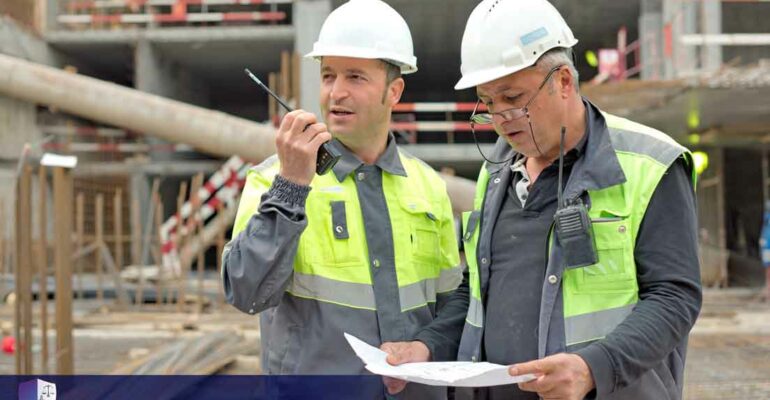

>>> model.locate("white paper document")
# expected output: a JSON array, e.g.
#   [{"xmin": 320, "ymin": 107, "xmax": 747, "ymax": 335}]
[{"xmin": 344, "ymin": 333, "xmax": 536, "ymax": 387}]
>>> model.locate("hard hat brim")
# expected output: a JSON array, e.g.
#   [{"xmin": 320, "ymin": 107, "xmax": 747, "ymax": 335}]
[
  {"xmin": 454, "ymin": 40, "xmax": 578, "ymax": 90},
  {"xmin": 305, "ymin": 45, "xmax": 418, "ymax": 75},
  {"xmin": 454, "ymin": 64, "xmax": 531, "ymax": 90}
]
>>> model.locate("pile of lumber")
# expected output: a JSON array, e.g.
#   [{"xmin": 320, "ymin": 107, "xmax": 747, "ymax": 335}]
[{"xmin": 113, "ymin": 330, "xmax": 252, "ymax": 375}]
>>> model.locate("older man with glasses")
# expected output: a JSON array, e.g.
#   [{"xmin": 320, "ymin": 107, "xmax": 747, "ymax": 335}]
[{"xmin": 381, "ymin": 1, "xmax": 702, "ymax": 399}]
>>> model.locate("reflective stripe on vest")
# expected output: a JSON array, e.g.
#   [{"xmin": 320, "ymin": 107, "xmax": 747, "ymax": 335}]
[
  {"xmin": 565, "ymin": 303, "xmax": 635, "ymax": 347},
  {"xmin": 400, "ymin": 265, "xmax": 463, "ymax": 311}
]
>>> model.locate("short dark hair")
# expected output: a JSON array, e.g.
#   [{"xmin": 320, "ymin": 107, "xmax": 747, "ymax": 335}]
[
  {"xmin": 380, "ymin": 60, "xmax": 403, "ymax": 104},
  {"xmin": 382, "ymin": 60, "xmax": 402, "ymax": 84}
]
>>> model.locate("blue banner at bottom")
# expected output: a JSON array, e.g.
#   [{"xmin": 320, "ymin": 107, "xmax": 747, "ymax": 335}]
[{"xmin": 2, "ymin": 375, "xmax": 392, "ymax": 400}]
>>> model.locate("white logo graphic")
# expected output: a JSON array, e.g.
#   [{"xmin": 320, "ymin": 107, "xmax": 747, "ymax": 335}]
[{"xmin": 38, "ymin": 379, "xmax": 57, "ymax": 400}]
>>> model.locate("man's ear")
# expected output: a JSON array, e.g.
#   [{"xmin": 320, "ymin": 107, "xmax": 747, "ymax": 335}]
[
  {"xmin": 385, "ymin": 77, "xmax": 405, "ymax": 106},
  {"xmin": 558, "ymin": 68, "xmax": 575, "ymax": 98}
]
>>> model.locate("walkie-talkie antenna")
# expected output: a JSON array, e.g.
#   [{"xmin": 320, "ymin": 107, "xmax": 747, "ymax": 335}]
[
  {"xmin": 244, "ymin": 67, "xmax": 342, "ymax": 175},
  {"xmin": 245, "ymin": 68, "xmax": 293, "ymax": 112}
]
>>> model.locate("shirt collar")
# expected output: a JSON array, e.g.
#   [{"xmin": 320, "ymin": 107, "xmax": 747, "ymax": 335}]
[{"xmin": 331, "ymin": 133, "xmax": 407, "ymax": 182}]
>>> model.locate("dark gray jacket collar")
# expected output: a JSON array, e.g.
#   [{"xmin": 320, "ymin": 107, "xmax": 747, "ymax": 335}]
[
  {"xmin": 331, "ymin": 133, "xmax": 407, "ymax": 182},
  {"xmin": 484, "ymin": 98, "xmax": 626, "ymax": 199}
]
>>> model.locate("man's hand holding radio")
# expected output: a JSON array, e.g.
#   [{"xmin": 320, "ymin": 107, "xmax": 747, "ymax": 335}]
[{"xmin": 276, "ymin": 110, "xmax": 332, "ymax": 186}]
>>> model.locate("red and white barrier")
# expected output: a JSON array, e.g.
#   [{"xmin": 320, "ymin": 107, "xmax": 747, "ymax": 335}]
[
  {"xmin": 393, "ymin": 102, "xmax": 487, "ymax": 113},
  {"xmin": 65, "ymin": 0, "xmax": 292, "ymax": 11},
  {"xmin": 390, "ymin": 102, "xmax": 493, "ymax": 135},
  {"xmin": 160, "ymin": 155, "xmax": 250, "ymax": 276},
  {"xmin": 390, "ymin": 121, "xmax": 495, "ymax": 132},
  {"xmin": 58, "ymin": 11, "xmax": 285, "ymax": 24}
]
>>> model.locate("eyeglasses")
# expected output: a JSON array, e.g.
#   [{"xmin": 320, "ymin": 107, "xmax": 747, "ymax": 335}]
[
  {"xmin": 470, "ymin": 65, "xmax": 564, "ymax": 125},
  {"xmin": 468, "ymin": 65, "xmax": 565, "ymax": 164}
]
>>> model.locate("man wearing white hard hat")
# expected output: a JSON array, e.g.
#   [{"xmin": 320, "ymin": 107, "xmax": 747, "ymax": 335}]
[
  {"xmin": 222, "ymin": 0, "xmax": 460, "ymax": 397},
  {"xmin": 382, "ymin": 1, "xmax": 701, "ymax": 399}
]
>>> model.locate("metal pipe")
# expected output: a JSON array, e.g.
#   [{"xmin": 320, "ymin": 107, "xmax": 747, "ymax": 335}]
[{"xmin": 0, "ymin": 53, "xmax": 276, "ymax": 162}]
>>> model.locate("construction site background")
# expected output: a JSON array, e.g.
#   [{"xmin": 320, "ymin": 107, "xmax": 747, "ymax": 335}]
[{"xmin": 0, "ymin": 0, "xmax": 769, "ymax": 399}]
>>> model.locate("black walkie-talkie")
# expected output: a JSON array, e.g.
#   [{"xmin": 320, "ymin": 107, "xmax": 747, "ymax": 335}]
[
  {"xmin": 553, "ymin": 126, "xmax": 598, "ymax": 268},
  {"xmin": 245, "ymin": 68, "xmax": 342, "ymax": 175}
]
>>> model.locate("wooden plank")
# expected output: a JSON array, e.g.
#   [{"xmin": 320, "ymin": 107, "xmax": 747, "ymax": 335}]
[
  {"xmin": 291, "ymin": 51, "xmax": 300, "ymax": 106},
  {"xmin": 173, "ymin": 180, "xmax": 188, "ymax": 304},
  {"xmin": 75, "ymin": 192, "xmax": 85, "ymax": 299},
  {"xmin": 179, "ymin": 203, "xmax": 237, "ymax": 276},
  {"xmin": 114, "ymin": 188, "xmax": 123, "ymax": 273},
  {"xmin": 195, "ymin": 173, "xmax": 205, "ymax": 314},
  {"xmin": 53, "ymin": 167, "xmax": 74, "ymax": 375},
  {"xmin": 99, "ymin": 243, "xmax": 129, "ymax": 306},
  {"xmin": 71, "ymin": 242, "xmax": 99, "ymax": 261},
  {"xmin": 179, "ymin": 174, "xmax": 201, "ymax": 312},
  {"xmin": 37, "ymin": 166, "xmax": 49, "ymax": 374},
  {"xmin": 154, "ymin": 199, "xmax": 164, "ymax": 305},
  {"xmin": 175, "ymin": 181, "xmax": 189, "ymax": 251},
  {"xmin": 14, "ymin": 173, "xmax": 20, "ymax": 375},
  {"xmin": 268, "ymin": 72, "xmax": 277, "ymax": 123},
  {"xmin": 15, "ymin": 165, "xmax": 33, "ymax": 374},
  {"xmin": 140, "ymin": 178, "xmax": 160, "ymax": 268},
  {"xmin": 280, "ymin": 50, "xmax": 290, "ymax": 101},
  {"xmin": 136, "ymin": 178, "xmax": 159, "ymax": 308},
  {"xmin": 95, "ymin": 193, "xmax": 104, "ymax": 304},
  {"xmin": 131, "ymin": 197, "xmax": 141, "ymax": 266}
]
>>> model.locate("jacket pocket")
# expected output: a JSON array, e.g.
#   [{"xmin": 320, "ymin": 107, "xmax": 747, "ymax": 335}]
[
  {"xmin": 399, "ymin": 196, "xmax": 441, "ymax": 264},
  {"xmin": 576, "ymin": 218, "xmax": 635, "ymax": 293},
  {"xmin": 300, "ymin": 192, "xmax": 365, "ymax": 268}
]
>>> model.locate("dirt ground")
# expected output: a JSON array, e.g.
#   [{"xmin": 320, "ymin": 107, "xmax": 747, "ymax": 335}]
[
  {"xmin": 1, "ymin": 288, "xmax": 769, "ymax": 399},
  {"xmin": 684, "ymin": 288, "xmax": 770, "ymax": 400}
]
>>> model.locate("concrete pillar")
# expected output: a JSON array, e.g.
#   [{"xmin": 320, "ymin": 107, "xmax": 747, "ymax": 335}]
[
  {"xmin": 134, "ymin": 39, "xmax": 211, "ymax": 161},
  {"xmin": 0, "ymin": 95, "xmax": 42, "ymax": 160},
  {"xmin": 0, "ymin": 168, "xmax": 16, "ymax": 246},
  {"xmin": 293, "ymin": 0, "xmax": 331, "ymax": 116},
  {"xmin": 44, "ymin": 0, "xmax": 57, "ymax": 33},
  {"xmin": 0, "ymin": 15, "xmax": 60, "ymax": 65},
  {"xmin": 640, "ymin": 0, "xmax": 664, "ymax": 80},
  {"xmin": 700, "ymin": 0, "xmax": 722, "ymax": 74},
  {"xmin": 129, "ymin": 172, "xmax": 151, "ymax": 265},
  {"xmin": 134, "ymin": 40, "xmax": 210, "ymax": 107},
  {"xmin": 663, "ymin": 0, "xmax": 698, "ymax": 79}
]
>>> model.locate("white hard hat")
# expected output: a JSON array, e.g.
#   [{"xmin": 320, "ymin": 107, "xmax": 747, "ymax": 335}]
[
  {"xmin": 305, "ymin": 0, "xmax": 418, "ymax": 74},
  {"xmin": 455, "ymin": 0, "xmax": 578, "ymax": 90}
]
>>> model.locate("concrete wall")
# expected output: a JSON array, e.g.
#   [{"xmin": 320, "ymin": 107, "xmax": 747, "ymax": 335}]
[
  {"xmin": 135, "ymin": 40, "xmax": 211, "ymax": 108},
  {"xmin": 134, "ymin": 39, "xmax": 212, "ymax": 162},
  {"xmin": 0, "ymin": 16, "xmax": 58, "ymax": 65},
  {"xmin": 0, "ymin": 96, "xmax": 41, "ymax": 160}
]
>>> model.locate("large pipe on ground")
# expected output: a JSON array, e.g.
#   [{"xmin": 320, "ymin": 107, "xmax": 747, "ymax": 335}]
[{"xmin": 0, "ymin": 53, "xmax": 476, "ymax": 211}]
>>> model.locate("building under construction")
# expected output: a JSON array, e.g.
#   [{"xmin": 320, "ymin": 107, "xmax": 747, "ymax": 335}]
[{"xmin": 1, "ymin": 0, "xmax": 769, "ymax": 398}]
